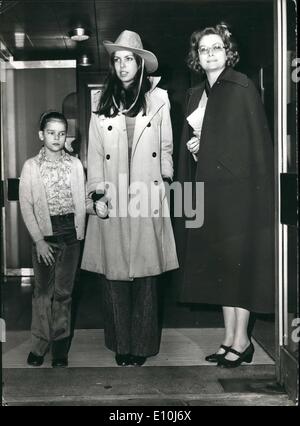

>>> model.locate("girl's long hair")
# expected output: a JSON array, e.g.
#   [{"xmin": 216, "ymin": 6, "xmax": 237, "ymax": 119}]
[{"xmin": 96, "ymin": 53, "xmax": 151, "ymax": 117}]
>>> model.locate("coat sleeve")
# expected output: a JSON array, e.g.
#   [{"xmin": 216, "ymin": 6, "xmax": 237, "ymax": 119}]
[
  {"xmin": 86, "ymin": 113, "xmax": 106, "ymax": 214},
  {"xmin": 19, "ymin": 160, "xmax": 44, "ymax": 243},
  {"xmin": 159, "ymin": 91, "xmax": 174, "ymax": 180}
]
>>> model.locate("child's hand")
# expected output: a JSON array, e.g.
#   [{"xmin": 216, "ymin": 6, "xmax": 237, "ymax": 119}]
[
  {"xmin": 36, "ymin": 240, "xmax": 55, "ymax": 266},
  {"xmin": 95, "ymin": 200, "xmax": 108, "ymax": 218}
]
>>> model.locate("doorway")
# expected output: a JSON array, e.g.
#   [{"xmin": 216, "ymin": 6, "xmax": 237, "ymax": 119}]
[
  {"xmin": 0, "ymin": 0, "xmax": 298, "ymax": 404},
  {"xmin": 274, "ymin": 0, "xmax": 298, "ymax": 403}
]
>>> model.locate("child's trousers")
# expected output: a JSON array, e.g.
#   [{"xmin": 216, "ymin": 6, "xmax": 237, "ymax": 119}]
[
  {"xmin": 31, "ymin": 214, "xmax": 80, "ymax": 358},
  {"xmin": 102, "ymin": 276, "xmax": 160, "ymax": 357}
]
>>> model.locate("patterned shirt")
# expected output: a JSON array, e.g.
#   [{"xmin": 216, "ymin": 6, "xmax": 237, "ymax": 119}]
[{"xmin": 38, "ymin": 148, "xmax": 74, "ymax": 216}]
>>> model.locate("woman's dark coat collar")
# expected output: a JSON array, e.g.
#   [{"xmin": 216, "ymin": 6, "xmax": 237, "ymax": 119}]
[
  {"xmin": 192, "ymin": 67, "xmax": 248, "ymax": 95},
  {"xmin": 219, "ymin": 67, "xmax": 248, "ymax": 87},
  {"xmin": 187, "ymin": 67, "xmax": 248, "ymax": 114}
]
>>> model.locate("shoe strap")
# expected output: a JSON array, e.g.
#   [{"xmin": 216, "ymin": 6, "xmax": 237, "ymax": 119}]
[
  {"xmin": 228, "ymin": 347, "xmax": 242, "ymax": 356},
  {"xmin": 220, "ymin": 344, "xmax": 231, "ymax": 351}
]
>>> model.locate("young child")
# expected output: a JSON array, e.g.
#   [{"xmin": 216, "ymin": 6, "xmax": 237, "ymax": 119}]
[{"xmin": 19, "ymin": 111, "xmax": 86, "ymax": 368}]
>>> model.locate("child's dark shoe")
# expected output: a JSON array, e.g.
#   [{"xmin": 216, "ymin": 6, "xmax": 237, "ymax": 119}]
[{"xmin": 27, "ymin": 352, "xmax": 44, "ymax": 367}]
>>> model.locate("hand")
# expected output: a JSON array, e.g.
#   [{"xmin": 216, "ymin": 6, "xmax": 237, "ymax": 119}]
[
  {"xmin": 36, "ymin": 240, "xmax": 55, "ymax": 266},
  {"xmin": 186, "ymin": 136, "xmax": 200, "ymax": 155},
  {"xmin": 95, "ymin": 200, "xmax": 108, "ymax": 218}
]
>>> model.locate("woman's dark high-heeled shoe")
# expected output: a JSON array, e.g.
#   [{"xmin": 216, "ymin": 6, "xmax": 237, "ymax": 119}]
[
  {"xmin": 205, "ymin": 344, "xmax": 231, "ymax": 363},
  {"xmin": 115, "ymin": 353, "xmax": 131, "ymax": 366},
  {"xmin": 218, "ymin": 342, "xmax": 254, "ymax": 368}
]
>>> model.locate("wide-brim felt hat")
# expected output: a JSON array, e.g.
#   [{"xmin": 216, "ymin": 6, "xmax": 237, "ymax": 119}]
[{"xmin": 103, "ymin": 30, "xmax": 158, "ymax": 73}]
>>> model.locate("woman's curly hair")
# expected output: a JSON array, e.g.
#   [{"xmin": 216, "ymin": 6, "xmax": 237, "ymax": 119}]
[{"xmin": 187, "ymin": 22, "xmax": 240, "ymax": 73}]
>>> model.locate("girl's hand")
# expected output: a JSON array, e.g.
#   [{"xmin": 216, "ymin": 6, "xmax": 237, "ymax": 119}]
[
  {"xmin": 95, "ymin": 200, "xmax": 108, "ymax": 218},
  {"xmin": 186, "ymin": 136, "xmax": 200, "ymax": 154},
  {"xmin": 36, "ymin": 240, "xmax": 55, "ymax": 266}
]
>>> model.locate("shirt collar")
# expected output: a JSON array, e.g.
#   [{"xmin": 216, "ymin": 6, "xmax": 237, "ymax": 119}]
[{"xmin": 38, "ymin": 147, "xmax": 71, "ymax": 164}]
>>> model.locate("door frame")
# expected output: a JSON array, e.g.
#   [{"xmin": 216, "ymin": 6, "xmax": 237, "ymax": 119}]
[{"xmin": 274, "ymin": 0, "xmax": 298, "ymax": 403}]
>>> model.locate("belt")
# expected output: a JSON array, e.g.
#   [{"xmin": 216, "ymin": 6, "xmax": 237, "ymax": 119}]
[{"xmin": 50, "ymin": 213, "xmax": 74, "ymax": 220}]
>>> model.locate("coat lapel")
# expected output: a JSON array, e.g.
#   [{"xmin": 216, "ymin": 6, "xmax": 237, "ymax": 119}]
[
  {"xmin": 187, "ymin": 84, "xmax": 205, "ymax": 116},
  {"xmin": 131, "ymin": 93, "xmax": 165, "ymax": 158}
]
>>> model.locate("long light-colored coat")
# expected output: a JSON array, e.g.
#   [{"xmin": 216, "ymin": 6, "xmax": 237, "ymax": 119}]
[{"xmin": 81, "ymin": 78, "xmax": 179, "ymax": 281}]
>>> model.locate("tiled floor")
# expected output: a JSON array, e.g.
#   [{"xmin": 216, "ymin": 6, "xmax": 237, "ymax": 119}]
[
  {"xmin": 2, "ymin": 274, "xmax": 288, "ymax": 406},
  {"xmin": 3, "ymin": 328, "xmax": 274, "ymax": 369},
  {"xmin": 3, "ymin": 364, "xmax": 292, "ymax": 406}
]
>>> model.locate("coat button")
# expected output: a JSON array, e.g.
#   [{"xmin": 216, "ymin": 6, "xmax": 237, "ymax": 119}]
[
  {"xmin": 216, "ymin": 165, "xmax": 221, "ymax": 169},
  {"xmin": 147, "ymin": 122, "xmax": 151, "ymax": 127},
  {"xmin": 154, "ymin": 180, "xmax": 159, "ymax": 185},
  {"xmin": 152, "ymin": 152, "xmax": 157, "ymax": 158},
  {"xmin": 153, "ymin": 209, "xmax": 159, "ymax": 215},
  {"xmin": 106, "ymin": 154, "xmax": 110, "ymax": 160},
  {"xmin": 108, "ymin": 125, "xmax": 112, "ymax": 131}
]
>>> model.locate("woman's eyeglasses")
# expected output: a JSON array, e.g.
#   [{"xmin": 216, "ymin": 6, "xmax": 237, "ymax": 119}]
[{"xmin": 198, "ymin": 44, "xmax": 225, "ymax": 55}]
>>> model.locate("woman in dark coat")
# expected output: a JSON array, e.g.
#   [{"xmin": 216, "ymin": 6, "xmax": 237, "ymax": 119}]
[{"xmin": 176, "ymin": 23, "xmax": 274, "ymax": 368}]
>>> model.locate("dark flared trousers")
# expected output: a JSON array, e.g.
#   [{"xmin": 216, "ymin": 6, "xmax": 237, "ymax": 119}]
[
  {"xmin": 31, "ymin": 215, "xmax": 80, "ymax": 358},
  {"xmin": 102, "ymin": 276, "xmax": 160, "ymax": 357}
]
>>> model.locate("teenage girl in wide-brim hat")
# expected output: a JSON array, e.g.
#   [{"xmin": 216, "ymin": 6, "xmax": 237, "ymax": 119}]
[{"xmin": 81, "ymin": 30, "xmax": 178, "ymax": 367}]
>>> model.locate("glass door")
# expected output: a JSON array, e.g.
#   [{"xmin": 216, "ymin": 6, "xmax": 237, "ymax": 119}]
[{"xmin": 275, "ymin": 0, "xmax": 298, "ymax": 404}]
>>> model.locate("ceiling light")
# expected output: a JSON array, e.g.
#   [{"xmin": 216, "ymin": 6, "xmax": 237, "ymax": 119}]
[
  {"xmin": 78, "ymin": 54, "xmax": 93, "ymax": 67},
  {"xmin": 69, "ymin": 28, "xmax": 90, "ymax": 42},
  {"xmin": 14, "ymin": 32, "xmax": 26, "ymax": 48}
]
